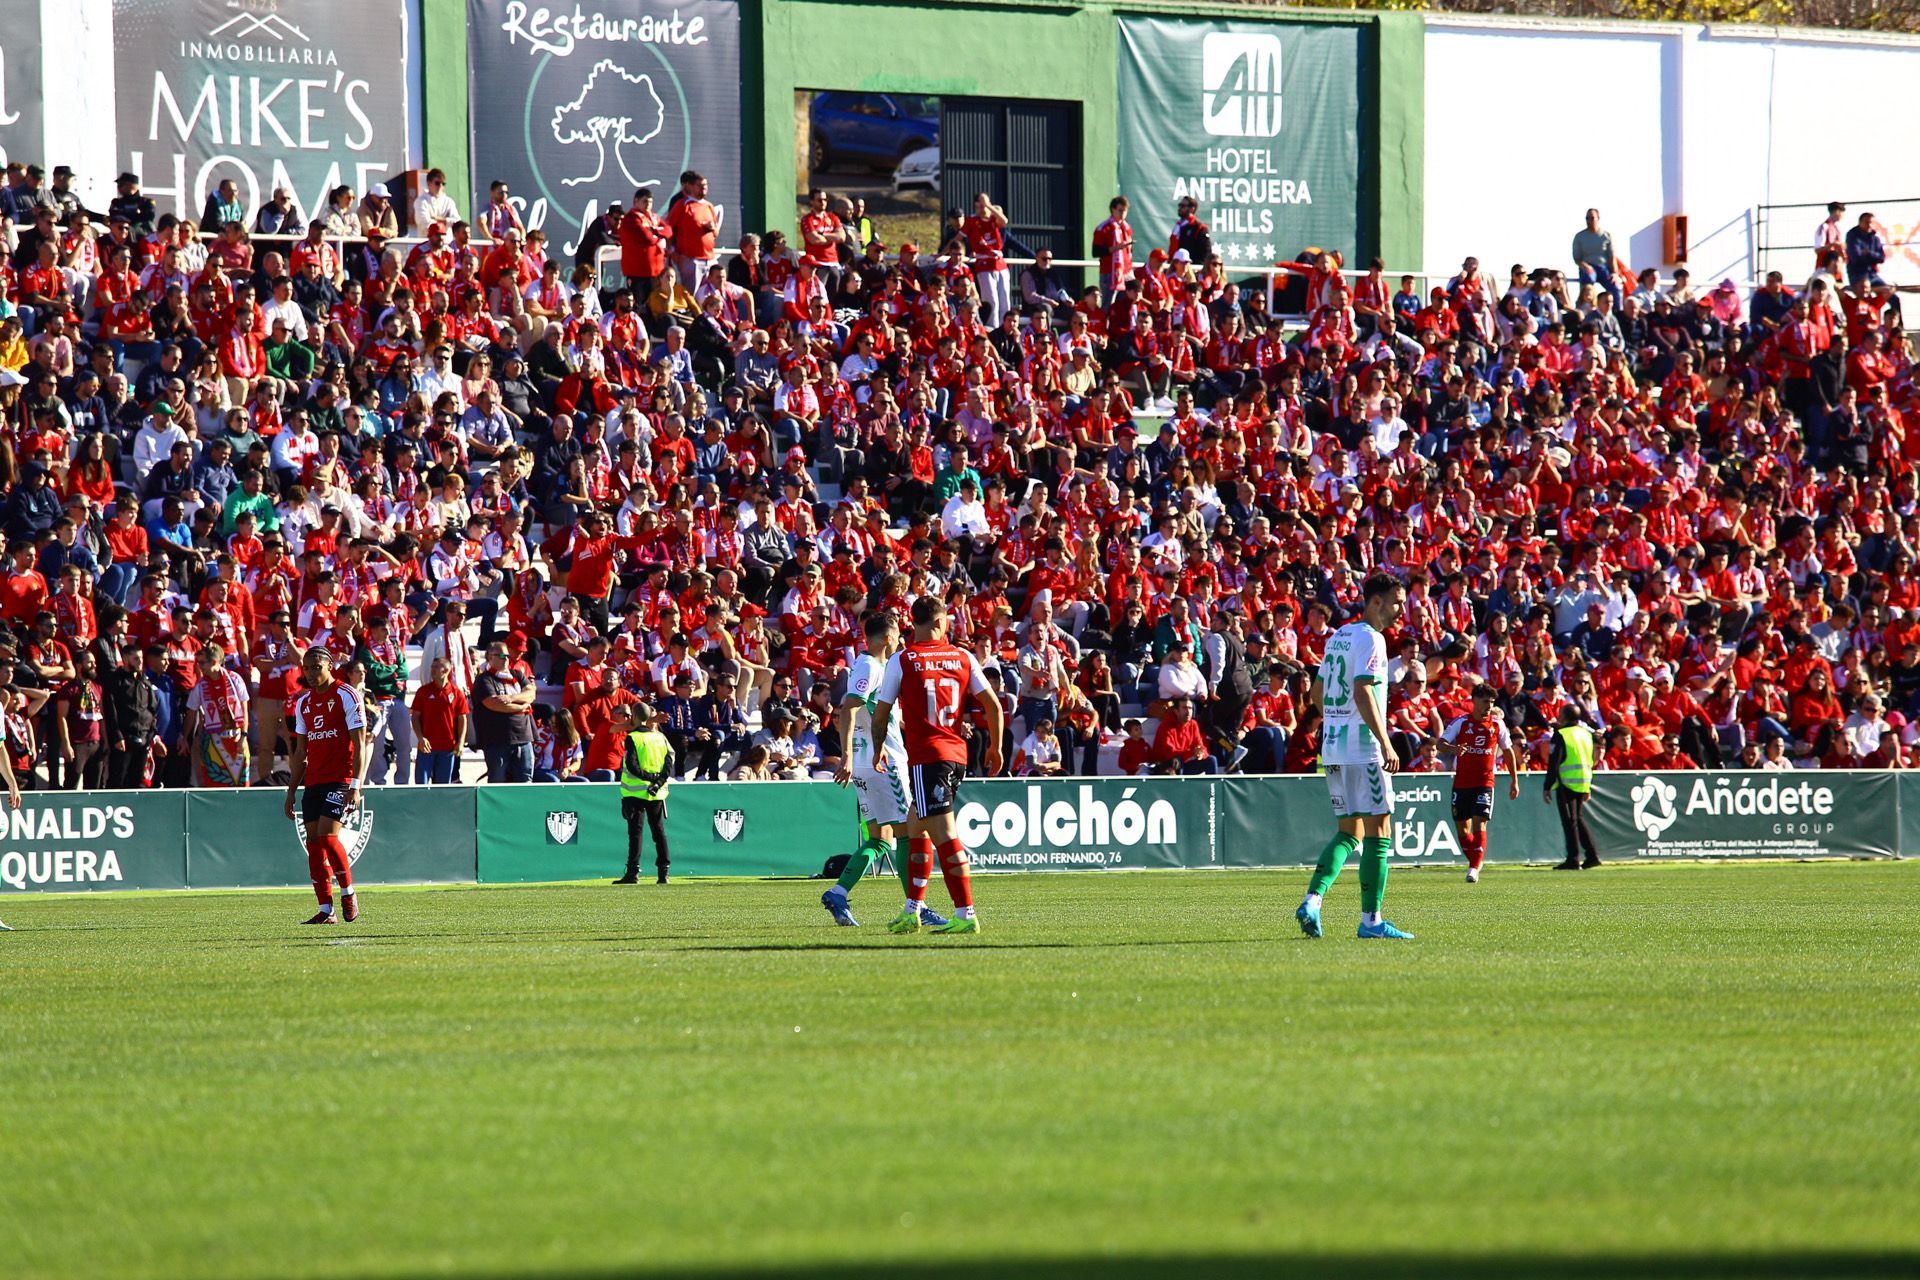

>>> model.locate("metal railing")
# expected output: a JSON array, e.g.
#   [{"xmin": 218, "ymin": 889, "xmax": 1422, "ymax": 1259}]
[
  {"xmin": 219, "ymin": 225, "xmax": 1762, "ymax": 322},
  {"xmin": 1753, "ymin": 196, "xmax": 1920, "ymax": 289}
]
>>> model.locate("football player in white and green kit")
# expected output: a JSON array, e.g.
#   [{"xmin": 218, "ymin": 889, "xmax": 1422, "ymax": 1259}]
[
  {"xmin": 1298, "ymin": 573, "xmax": 1414, "ymax": 940},
  {"xmin": 822, "ymin": 610, "xmax": 947, "ymax": 928}
]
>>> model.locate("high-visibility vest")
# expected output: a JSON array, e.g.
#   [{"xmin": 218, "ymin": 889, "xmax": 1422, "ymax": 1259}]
[
  {"xmin": 620, "ymin": 730, "xmax": 673, "ymax": 802},
  {"xmin": 1556, "ymin": 723, "xmax": 1595, "ymax": 794}
]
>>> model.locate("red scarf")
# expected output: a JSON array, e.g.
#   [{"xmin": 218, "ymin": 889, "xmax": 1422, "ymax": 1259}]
[{"xmin": 198, "ymin": 668, "xmax": 248, "ymax": 734}]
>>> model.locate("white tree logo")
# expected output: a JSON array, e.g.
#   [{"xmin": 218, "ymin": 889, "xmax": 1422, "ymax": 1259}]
[
  {"xmin": 550, "ymin": 60, "xmax": 666, "ymax": 189},
  {"xmin": 1631, "ymin": 777, "xmax": 1679, "ymax": 841}
]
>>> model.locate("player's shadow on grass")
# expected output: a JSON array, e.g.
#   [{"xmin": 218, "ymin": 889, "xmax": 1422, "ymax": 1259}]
[
  {"xmin": 471, "ymin": 1251, "xmax": 1920, "ymax": 1279},
  {"xmin": 670, "ymin": 938, "xmax": 1260, "ymax": 952}
]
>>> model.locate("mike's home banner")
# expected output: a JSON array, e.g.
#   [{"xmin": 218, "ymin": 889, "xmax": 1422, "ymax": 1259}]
[
  {"xmin": 466, "ymin": 0, "xmax": 741, "ymax": 261},
  {"xmin": 111, "ymin": 0, "xmax": 413, "ymax": 222},
  {"xmin": 1117, "ymin": 15, "xmax": 1360, "ymax": 267}
]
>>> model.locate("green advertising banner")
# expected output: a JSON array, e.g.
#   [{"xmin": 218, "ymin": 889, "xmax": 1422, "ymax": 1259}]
[
  {"xmin": 185, "ymin": 788, "xmax": 479, "ymax": 890},
  {"xmin": 1117, "ymin": 16, "xmax": 1362, "ymax": 267},
  {"xmin": 3, "ymin": 768, "xmax": 1903, "ymax": 896},
  {"xmin": 110, "ymin": 0, "xmax": 414, "ymax": 223},
  {"xmin": 1898, "ymin": 773, "xmax": 1920, "ymax": 859},
  {"xmin": 956, "ymin": 777, "xmax": 1213, "ymax": 872},
  {"xmin": 1219, "ymin": 773, "xmax": 1581, "ymax": 869},
  {"xmin": 1584, "ymin": 770, "xmax": 1897, "ymax": 861},
  {"xmin": 1217, "ymin": 773, "xmax": 1311, "ymax": 870},
  {"xmin": 476, "ymin": 781, "xmax": 850, "ymax": 883},
  {"xmin": 0, "ymin": 790, "xmax": 188, "ymax": 894}
]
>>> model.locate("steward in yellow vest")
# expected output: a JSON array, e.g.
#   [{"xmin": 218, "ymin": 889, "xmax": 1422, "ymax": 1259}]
[
  {"xmin": 616, "ymin": 702, "xmax": 677, "ymax": 885},
  {"xmin": 1543, "ymin": 707, "xmax": 1601, "ymax": 870}
]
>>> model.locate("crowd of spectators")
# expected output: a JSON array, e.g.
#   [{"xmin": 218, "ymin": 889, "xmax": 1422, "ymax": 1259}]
[{"xmin": 0, "ymin": 152, "xmax": 1910, "ymax": 794}]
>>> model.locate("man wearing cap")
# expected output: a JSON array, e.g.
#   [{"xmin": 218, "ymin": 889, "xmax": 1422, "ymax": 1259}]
[
  {"xmin": 108, "ymin": 172, "xmax": 156, "ymax": 238},
  {"xmin": 566, "ymin": 199, "xmax": 621, "ymax": 273},
  {"xmin": 346, "ymin": 224, "xmax": 391, "ymax": 287},
  {"xmin": 691, "ymin": 676, "xmax": 752, "ymax": 781},
  {"xmin": 614, "ymin": 701, "xmax": 676, "ymax": 885},
  {"xmin": 44, "ymin": 164, "xmax": 83, "ymax": 222},
  {"xmin": 350, "ymin": 181, "xmax": 396, "ymax": 238}
]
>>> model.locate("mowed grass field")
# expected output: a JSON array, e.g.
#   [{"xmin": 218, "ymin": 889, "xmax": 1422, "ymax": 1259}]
[{"xmin": 3, "ymin": 862, "xmax": 1918, "ymax": 1280}]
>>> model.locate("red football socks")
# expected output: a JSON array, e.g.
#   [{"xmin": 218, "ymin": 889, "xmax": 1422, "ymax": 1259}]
[
  {"xmin": 308, "ymin": 834, "xmax": 354, "ymax": 906},
  {"xmin": 325, "ymin": 834, "xmax": 354, "ymax": 895},
  {"xmin": 906, "ymin": 835, "xmax": 935, "ymax": 905},
  {"xmin": 308, "ymin": 839, "xmax": 333, "ymax": 907},
  {"xmin": 937, "ymin": 838, "xmax": 973, "ymax": 909},
  {"xmin": 1465, "ymin": 828, "xmax": 1486, "ymax": 870}
]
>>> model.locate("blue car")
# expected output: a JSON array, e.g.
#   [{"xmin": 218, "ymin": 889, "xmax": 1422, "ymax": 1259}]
[{"xmin": 809, "ymin": 92, "xmax": 939, "ymax": 173}]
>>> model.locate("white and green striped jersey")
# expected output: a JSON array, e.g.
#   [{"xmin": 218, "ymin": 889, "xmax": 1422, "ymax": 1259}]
[
  {"xmin": 1319, "ymin": 620, "xmax": 1388, "ymax": 766},
  {"xmin": 847, "ymin": 653, "xmax": 906, "ymax": 764}
]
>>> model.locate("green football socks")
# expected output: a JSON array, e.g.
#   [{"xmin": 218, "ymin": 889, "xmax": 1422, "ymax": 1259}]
[
  {"xmin": 1307, "ymin": 832, "xmax": 1359, "ymax": 898},
  {"xmin": 1359, "ymin": 836, "xmax": 1391, "ymax": 915},
  {"xmin": 834, "ymin": 835, "xmax": 900, "ymax": 896}
]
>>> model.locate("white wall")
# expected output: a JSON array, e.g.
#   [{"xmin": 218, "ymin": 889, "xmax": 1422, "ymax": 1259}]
[
  {"xmin": 41, "ymin": 0, "xmax": 116, "ymax": 214},
  {"xmin": 1424, "ymin": 22, "xmax": 1675, "ymax": 286},
  {"xmin": 1424, "ymin": 19, "xmax": 1920, "ymax": 288}
]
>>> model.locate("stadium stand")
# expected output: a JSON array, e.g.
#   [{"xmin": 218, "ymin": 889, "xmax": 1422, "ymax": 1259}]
[{"xmin": 0, "ymin": 156, "xmax": 1908, "ymax": 792}]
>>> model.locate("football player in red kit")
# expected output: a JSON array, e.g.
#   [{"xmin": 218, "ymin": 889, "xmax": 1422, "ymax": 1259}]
[
  {"xmin": 871, "ymin": 595, "xmax": 1004, "ymax": 936},
  {"xmin": 1440, "ymin": 682, "xmax": 1521, "ymax": 883},
  {"xmin": 284, "ymin": 648, "xmax": 369, "ymax": 923}
]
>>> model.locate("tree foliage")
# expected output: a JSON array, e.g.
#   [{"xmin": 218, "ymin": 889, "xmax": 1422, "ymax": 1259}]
[{"xmin": 1266, "ymin": 0, "xmax": 1920, "ymax": 33}]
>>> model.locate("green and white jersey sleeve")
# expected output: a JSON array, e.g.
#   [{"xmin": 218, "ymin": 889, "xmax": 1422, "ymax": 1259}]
[
  {"xmin": 846, "ymin": 654, "xmax": 904, "ymax": 764},
  {"xmin": 1318, "ymin": 621, "xmax": 1387, "ymax": 765}
]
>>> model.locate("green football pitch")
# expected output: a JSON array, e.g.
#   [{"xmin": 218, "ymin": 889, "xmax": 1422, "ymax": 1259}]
[{"xmin": 4, "ymin": 861, "xmax": 1917, "ymax": 1280}]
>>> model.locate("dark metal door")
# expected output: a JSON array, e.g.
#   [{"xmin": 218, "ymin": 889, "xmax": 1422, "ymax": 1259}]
[{"xmin": 940, "ymin": 97, "xmax": 1080, "ymax": 265}]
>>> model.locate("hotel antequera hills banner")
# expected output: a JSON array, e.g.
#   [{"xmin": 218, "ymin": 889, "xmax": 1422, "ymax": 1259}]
[{"xmin": 1118, "ymin": 15, "xmax": 1361, "ymax": 266}]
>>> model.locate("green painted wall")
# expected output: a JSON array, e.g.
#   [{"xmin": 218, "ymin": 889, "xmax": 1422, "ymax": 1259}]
[
  {"xmin": 415, "ymin": 0, "xmax": 1426, "ymax": 266},
  {"xmin": 748, "ymin": 0, "xmax": 1422, "ymax": 264},
  {"xmin": 749, "ymin": 0, "xmax": 1119, "ymax": 254},
  {"xmin": 420, "ymin": 0, "xmax": 471, "ymax": 212},
  {"xmin": 1370, "ymin": 9, "xmax": 1424, "ymax": 271}
]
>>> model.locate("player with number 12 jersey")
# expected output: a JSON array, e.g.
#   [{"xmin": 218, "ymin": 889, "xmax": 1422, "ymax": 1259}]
[
  {"xmin": 820, "ymin": 610, "xmax": 946, "ymax": 929},
  {"xmin": 871, "ymin": 596, "xmax": 1003, "ymax": 935}
]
